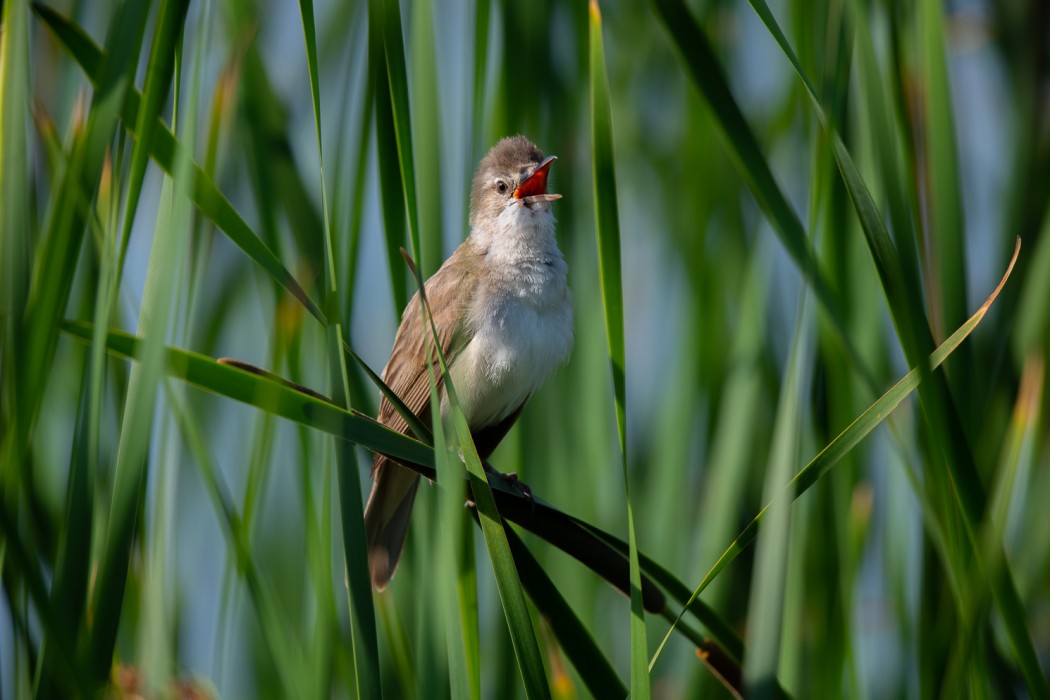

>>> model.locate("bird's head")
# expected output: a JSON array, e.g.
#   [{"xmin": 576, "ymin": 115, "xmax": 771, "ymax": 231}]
[{"xmin": 469, "ymin": 135, "xmax": 561, "ymax": 230}]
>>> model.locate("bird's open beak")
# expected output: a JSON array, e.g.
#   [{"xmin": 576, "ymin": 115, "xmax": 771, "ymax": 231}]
[{"xmin": 514, "ymin": 155, "xmax": 562, "ymax": 204}]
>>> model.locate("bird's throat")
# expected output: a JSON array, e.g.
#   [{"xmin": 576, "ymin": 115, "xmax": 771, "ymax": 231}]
[{"xmin": 471, "ymin": 204, "xmax": 560, "ymax": 269}]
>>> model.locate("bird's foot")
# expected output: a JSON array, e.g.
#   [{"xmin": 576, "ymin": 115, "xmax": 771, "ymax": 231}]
[
  {"xmin": 464, "ymin": 465, "xmax": 535, "ymax": 514},
  {"xmin": 484, "ymin": 464, "xmax": 534, "ymax": 503}
]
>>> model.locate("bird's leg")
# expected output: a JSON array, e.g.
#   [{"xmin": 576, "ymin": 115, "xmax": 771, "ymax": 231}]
[
  {"xmin": 463, "ymin": 461, "xmax": 535, "ymax": 513},
  {"xmin": 464, "ymin": 468, "xmax": 535, "ymax": 514},
  {"xmin": 482, "ymin": 460, "xmax": 534, "ymax": 502}
]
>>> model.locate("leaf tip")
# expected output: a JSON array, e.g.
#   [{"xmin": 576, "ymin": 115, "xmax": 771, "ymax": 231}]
[{"xmin": 399, "ymin": 247, "xmax": 418, "ymax": 277}]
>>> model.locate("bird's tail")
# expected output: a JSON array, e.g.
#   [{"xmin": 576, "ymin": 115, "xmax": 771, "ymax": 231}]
[{"xmin": 363, "ymin": 460, "xmax": 421, "ymax": 590}]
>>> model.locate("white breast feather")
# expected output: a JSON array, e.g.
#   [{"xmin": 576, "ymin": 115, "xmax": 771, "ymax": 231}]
[{"xmin": 447, "ymin": 201, "xmax": 573, "ymax": 429}]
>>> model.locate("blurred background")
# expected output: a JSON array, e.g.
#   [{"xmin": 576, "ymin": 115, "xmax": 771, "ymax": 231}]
[{"xmin": 2, "ymin": 0, "xmax": 1049, "ymax": 697}]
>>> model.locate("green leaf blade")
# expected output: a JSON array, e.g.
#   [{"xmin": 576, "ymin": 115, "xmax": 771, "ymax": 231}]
[
  {"xmin": 298, "ymin": 0, "xmax": 383, "ymax": 695},
  {"xmin": 589, "ymin": 3, "xmax": 649, "ymax": 697}
]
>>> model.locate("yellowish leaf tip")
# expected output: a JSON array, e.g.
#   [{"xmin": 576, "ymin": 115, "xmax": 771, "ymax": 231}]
[{"xmin": 99, "ymin": 150, "xmax": 113, "ymax": 206}]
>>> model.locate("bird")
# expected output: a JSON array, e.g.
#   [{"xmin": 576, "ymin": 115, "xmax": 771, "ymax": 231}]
[{"xmin": 364, "ymin": 135, "xmax": 574, "ymax": 590}]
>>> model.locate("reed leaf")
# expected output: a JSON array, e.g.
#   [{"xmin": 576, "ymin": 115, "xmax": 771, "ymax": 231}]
[{"xmin": 589, "ymin": 2, "xmax": 649, "ymax": 697}]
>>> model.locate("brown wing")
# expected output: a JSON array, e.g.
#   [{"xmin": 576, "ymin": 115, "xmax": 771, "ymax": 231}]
[
  {"xmin": 365, "ymin": 252, "xmax": 479, "ymax": 588},
  {"xmin": 372, "ymin": 253, "xmax": 477, "ymax": 468}
]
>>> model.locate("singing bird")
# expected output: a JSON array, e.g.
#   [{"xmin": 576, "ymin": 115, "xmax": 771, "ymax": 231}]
[{"xmin": 364, "ymin": 136, "xmax": 574, "ymax": 589}]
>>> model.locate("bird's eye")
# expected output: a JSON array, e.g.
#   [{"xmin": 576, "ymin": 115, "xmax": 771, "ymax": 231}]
[{"xmin": 496, "ymin": 180, "xmax": 508, "ymax": 194}]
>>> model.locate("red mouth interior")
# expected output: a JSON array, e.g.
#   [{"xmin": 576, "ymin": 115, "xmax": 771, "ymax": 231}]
[{"xmin": 514, "ymin": 158, "xmax": 555, "ymax": 199}]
